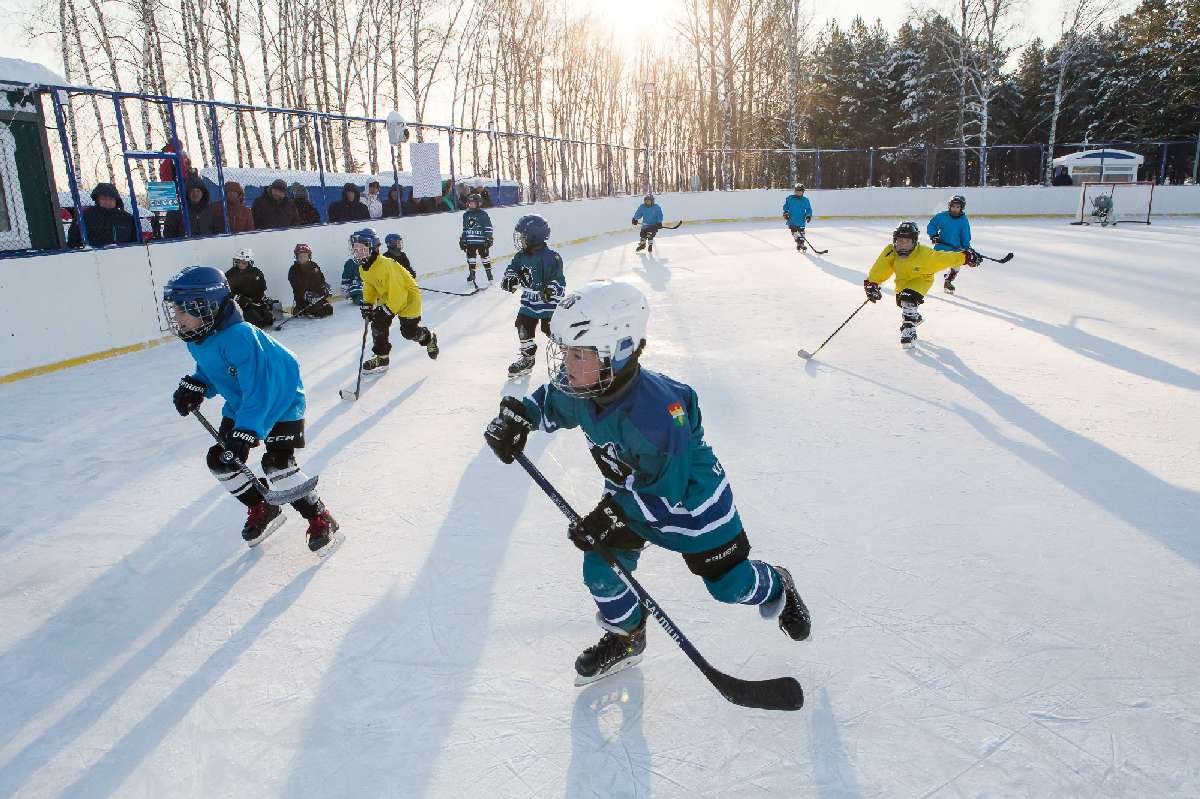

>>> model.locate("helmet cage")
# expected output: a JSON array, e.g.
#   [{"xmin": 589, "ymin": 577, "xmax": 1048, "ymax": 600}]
[
  {"xmin": 547, "ymin": 336, "xmax": 639, "ymax": 399},
  {"xmin": 164, "ymin": 295, "xmax": 224, "ymax": 342}
]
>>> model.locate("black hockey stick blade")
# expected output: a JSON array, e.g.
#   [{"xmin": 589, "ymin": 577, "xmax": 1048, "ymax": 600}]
[
  {"xmin": 990, "ymin": 252, "xmax": 1014, "ymax": 264},
  {"xmin": 515, "ymin": 453, "xmax": 805, "ymax": 712},
  {"xmin": 807, "ymin": 246, "xmax": 829, "ymax": 255},
  {"xmin": 664, "ymin": 221, "xmax": 683, "ymax": 229}
]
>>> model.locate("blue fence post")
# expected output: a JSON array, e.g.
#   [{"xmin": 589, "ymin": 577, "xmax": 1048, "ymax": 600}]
[
  {"xmin": 163, "ymin": 99, "xmax": 191, "ymax": 239},
  {"xmin": 112, "ymin": 95, "xmax": 144, "ymax": 242},
  {"xmin": 1038, "ymin": 144, "xmax": 1046, "ymax": 185},
  {"xmin": 448, "ymin": 125, "xmax": 456, "ymax": 208},
  {"xmin": 867, "ymin": 148, "xmax": 874, "ymax": 187},
  {"xmin": 50, "ymin": 91, "xmax": 89, "ymax": 247},
  {"xmin": 313, "ymin": 114, "xmax": 328, "ymax": 221},
  {"xmin": 1159, "ymin": 141, "xmax": 1169, "ymax": 184},
  {"xmin": 208, "ymin": 102, "xmax": 227, "ymax": 230},
  {"xmin": 814, "ymin": 148, "xmax": 821, "ymax": 189}
]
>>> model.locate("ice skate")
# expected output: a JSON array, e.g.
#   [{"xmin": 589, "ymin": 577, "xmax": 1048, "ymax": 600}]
[
  {"xmin": 306, "ymin": 508, "xmax": 341, "ymax": 555},
  {"xmin": 243, "ymin": 500, "xmax": 285, "ymax": 547},
  {"xmin": 760, "ymin": 566, "xmax": 811, "ymax": 641},
  {"xmin": 635, "ymin": 240, "xmax": 646, "ymax": 252},
  {"xmin": 362, "ymin": 354, "xmax": 389, "ymax": 374},
  {"xmin": 425, "ymin": 331, "xmax": 440, "ymax": 360},
  {"xmin": 507, "ymin": 354, "xmax": 535, "ymax": 378},
  {"xmin": 575, "ymin": 620, "xmax": 646, "ymax": 686}
]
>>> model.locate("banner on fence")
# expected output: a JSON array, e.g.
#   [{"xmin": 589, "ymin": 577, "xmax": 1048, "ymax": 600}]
[
  {"xmin": 410, "ymin": 143, "xmax": 442, "ymax": 198},
  {"xmin": 147, "ymin": 181, "xmax": 179, "ymax": 212}
]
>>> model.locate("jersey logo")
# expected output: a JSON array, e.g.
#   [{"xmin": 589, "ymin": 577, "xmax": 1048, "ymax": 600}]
[
  {"xmin": 668, "ymin": 402, "xmax": 687, "ymax": 427},
  {"xmin": 227, "ymin": 366, "xmax": 238, "ymax": 378},
  {"xmin": 590, "ymin": 441, "xmax": 634, "ymax": 485}
]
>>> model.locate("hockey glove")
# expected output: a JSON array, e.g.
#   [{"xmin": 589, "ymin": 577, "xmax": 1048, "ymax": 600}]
[
  {"xmin": 540, "ymin": 285, "xmax": 558, "ymax": 304},
  {"xmin": 864, "ymin": 280, "xmax": 882, "ymax": 303},
  {"xmin": 485, "ymin": 237, "xmax": 494, "ymax": 248},
  {"xmin": 963, "ymin": 248, "xmax": 982, "ymax": 268},
  {"xmin": 631, "ymin": 218, "xmax": 639, "ymax": 226},
  {"xmin": 568, "ymin": 495, "xmax": 631, "ymax": 552},
  {"xmin": 173, "ymin": 375, "xmax": 207, "ymax": 416},
  {"xmin": 484, "ymin": 396, "xmax": 533, "ymax": 464},
  {"xmin": 360, "ymin": 303, "xmax": 375, "ymax": 320},
  {"xmin": 220, "ymin": 428, "xmax": 259, "ymax": 465},
  {"xmin": 517, "ymin": 265, "xmax": 534, "ymax": 288},
  {"xmin": 805, "ymin": 215, "xmax": 811, "ymax": 224},
  {"xmin": 500, "ymin": 274, "xmax": 519, "ymax": 293},
  {"xmin": 459, "ymin": 237, "xmax": 468, "ymax": 251},
  {"xmin": 930, "ymin": 233, "xmax": 941, "ymax": 244}
]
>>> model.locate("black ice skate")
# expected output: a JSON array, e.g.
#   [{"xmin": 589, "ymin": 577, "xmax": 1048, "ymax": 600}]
[
  {"xmin": 635, "ymin": 240, "xmax": 646, "ymax": 252},
  {"xmin": 900, "ymin": 323, "xmax": 918, "ymax": 350},
  {"xmin": 647, "ymin": 241, "xmax": 654, "ymax": 253},
  {"xmin": 425, "ymin": 331, "xmax": 440, "ymax": 360},
  {"xmin": 575, "ymin": 620, "xmax": 647, "ymax": 686},
  {"xmin": 484, "ymin": 266, "xmax": 494, "ymax": 281},
  {"xmin": 943, "ymin": 275, "xmax": 956, "ymax": 294},
  {"xmin": 507, "ymin": 354, "xmax": 536, "ymax": 378},
  {"xmin": 243, "ymin": 500, "xmax": 285, "ymax": 547},
  {"xmin": 306, "ymin": 508, "xmax": 342, "ymax": 555},
  {"xmin": 362, "ymin": 354, "xmax": 390, "ymax": 374},
  {"xmin": 467, "ymin": 270, "xmax": 478, "ymax": 288},
  {"xmin": 760, "ymin": 566, "xmax": 811, "ymax": 641}
]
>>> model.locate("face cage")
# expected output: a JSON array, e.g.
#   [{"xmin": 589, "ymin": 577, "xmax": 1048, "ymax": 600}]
[
  {"xmin": 164, "ymin": 297, "xmax": 220, "ymax": 342},
  {"xmin": 513, "ymin": 230, "xmax": 526, "ymax": 251},
  {"xmin": 350, "ymin": 241, "xmax": 377, "ymax": 264},
  {"xmin": 893, "ymin": 237, "xmax": 917, "ymax": 256},
  {"xmin": 546, "ymin": 339, "xmax": 615, "ymax": 399}
]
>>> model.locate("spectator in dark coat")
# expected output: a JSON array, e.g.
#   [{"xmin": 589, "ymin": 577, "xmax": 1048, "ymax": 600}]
[
  {"xmin": 402, "ymin": 194, "xmax": 421, "ymax": 216},
  {"xmin": 252, "ymin": 178, "xmax": 301, "ymax": 230},
  {"xmin": 164, "ymin": 176, "xmax": 225, "ymax": 238},
  {"xmin": 223, "ymin": 181, "xmax": 255, "ymax": 233},
  {"xmin": 290, "ymin": 183, "xmax": 322, "ymax": 225},
  {"xmin": 480, "ymin": 186, "xmax": 495, "ymax": 208},
  {"xmin": 67, "ymin": 182, "xmax": 137, "ymax": 247},
  {"xmin": 382, "ymin": 185, "xmax": 402, "ymax": 218},
  {"xmin": 327, "ymin": 183, "xmax": 370, "ymax": 223},
  {"xmin": 1051, "ymin": 167, "xmax": 1073, "ymax": 187}
]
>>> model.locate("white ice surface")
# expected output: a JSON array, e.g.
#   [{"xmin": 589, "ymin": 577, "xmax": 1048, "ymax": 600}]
[{"xmin": 1, "ymin": 219, "xmax": 1198, "ymax": 798}]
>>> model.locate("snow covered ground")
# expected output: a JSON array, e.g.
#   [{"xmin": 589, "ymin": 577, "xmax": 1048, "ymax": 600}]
[{"xmin": 1, "ymin": 218, "xmax": 1198, "ymax": 798}]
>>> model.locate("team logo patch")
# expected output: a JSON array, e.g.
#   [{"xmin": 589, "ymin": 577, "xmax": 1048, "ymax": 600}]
[{"xmin": 668, "ymin": 402, "xmax": 686, "ymax": 426}]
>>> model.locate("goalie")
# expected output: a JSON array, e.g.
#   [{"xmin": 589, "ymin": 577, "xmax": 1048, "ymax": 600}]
[{"xmin": 1090, "ymin": 193, "xmax": 1114, "ymax": 227}]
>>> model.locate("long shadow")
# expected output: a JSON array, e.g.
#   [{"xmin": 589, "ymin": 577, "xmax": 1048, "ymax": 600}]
[
  {"xmin": 810, "ymin": 687, "xmax": 863, "ymax": 799},
  {"xmin": 54, "ymin": 564, "xmax": 319, "ymax": 799},
  {"xmin": 304, "ymin": 378, "xmax": 426, "ymax": 455},
  {"xmin": 807, "ymin": 254, "xmax": 869, "ymax": 291},
  {"xmin": 279, "ymin": 445, "xmax": 536, "ymax": 798},
  {"xmin": 633, "ymin": 253, "xmax": 671, "ymax": 293},
  {"xmin": 565, "ymin": 669, "xmax": 652, "ymax": 798},
  {"xmin": 952, "ymin": 297, "xmax": 1200, "ymax": 392},
  {"xmin": 917, "ymin": 342, "xmax": 1200, "ymax": 565},
  {"xmin": 0, "ymin": 486, "xmax": 234, "ymax": 756}
]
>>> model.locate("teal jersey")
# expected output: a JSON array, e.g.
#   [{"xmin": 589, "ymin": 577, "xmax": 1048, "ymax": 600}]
[
  {"xmin": 504, "ymin": 244, "xmax": 564, "ymax": 319},
  {"xmin": 521, "ymin": 369, "xmax": 742, "ymax": 553}
]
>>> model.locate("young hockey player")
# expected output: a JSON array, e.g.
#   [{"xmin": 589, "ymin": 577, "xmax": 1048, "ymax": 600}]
[
  {"xmin": 459, "ymin": 193, "xmax": 494, "ymax": 286},
  {"xmin": 340, "ymin": 254, "xmax": 364, "ymax": 305},
  {"xmin": 225, "ymin": 248, "xmax": 277, "ymax": 328},
  {"xmin": 350, "ymin": 227, "xmax": 439, "ymax": 373},
  {"xmin": 927, "ymin": 194, "xmax": 972, "ymax": 293},
  {"xmin": 631, "ymin": 194, "xmax": 663, "ymax": 253},
  {"xmin": 500, "ymin": 214, "xmax": 564, "ymax": 378},
  {"xmin": 864, "ymin": 221, "xmax": 981, "ymax": 349},
  {"xmin": 384, "ymin": 233, "xmax": 416, "ymax": 279},
  {"xmin": 484, "ymin": 279, "xmax": 810, "ymax": 685},
  {"xmin": 287, "ymin": 244, "xmax": 333, "ymax": 318},
  {"xmin": 164, "ymin": 265, "xmax": 339, "ymax": 552},
  {"xmin": 783, "ymin": 183, "xmax": 813, "ymax": 251}
]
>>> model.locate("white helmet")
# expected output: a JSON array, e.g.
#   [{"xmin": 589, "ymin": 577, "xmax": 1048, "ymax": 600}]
[
  {"xmin": 233, "ymin": 247, "xmax": 254, "ymax": 265},
  {"xmin": 548, "ymin": 279, "xmax": 649, "ymax": 398}
]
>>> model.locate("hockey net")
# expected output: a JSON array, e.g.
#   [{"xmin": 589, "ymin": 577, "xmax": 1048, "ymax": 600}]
[{"xmin": 1072, "ymin": 181, "xmax": 1154, "ymax": 226}]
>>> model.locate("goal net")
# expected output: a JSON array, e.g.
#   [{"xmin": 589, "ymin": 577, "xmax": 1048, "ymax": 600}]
[{"xmin": 1072, "ymin": 181, "xmax": 1154, "ymax": 226}]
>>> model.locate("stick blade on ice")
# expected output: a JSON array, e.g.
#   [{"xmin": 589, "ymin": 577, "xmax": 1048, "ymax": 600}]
[
  {"xmin": 706, "ymin": 668, "xmax": 805, "ymax": 711},
  {"xmin": 797, "ymin": 349, "xmax": 814, "ymax": 360},
  {"xmin": 339, "ymin": 388, "xmax": 358, "ymax": 401}
]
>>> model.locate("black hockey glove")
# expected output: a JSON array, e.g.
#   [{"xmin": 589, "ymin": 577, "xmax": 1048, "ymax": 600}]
[
  {"xmin": 864, "ymin": 280, "xmax": 882, "ymax": 303},
  {"xmin": 568, "ymin": 495, "xmax": 630, "ymax": 552},
  {"xmin": 459, "ymin": 237, "xmax": 468, "ymax": 251},
  {"xmin": 485, "ymin": 237, "xmax": 494, "ymax": 248},
  {"xmin": 517, "ymin": 265, "xmax": 534, "ymax": 288},
  {"xmin": 631, "ymin": 218, "xmax": 639, "ymax": 226},
  {"xmin": 484, "ymin": 396, "xmax": 534, "ymax": 464},
  {"xmin": 220, "ymin": 427, "xmax": 259, "ymax": 465},
  {"xmin": 963, "ymin": 248, "xmax": 982, "ymax": 268},
  {"xmin": 360, "ymin": 303, "xmax": 377, "ymax": 320},
  {"xmin": 930, "ymin": 233, "xmax": 941, "ymax": 244},
  {"xmin": 540, "ymin": 285, "xmax": 558, "ymax": 304},
  {"xmin": 500, "ymin": 274, "xmax": 519, "ymax": 293},
  {"xmin": 805, "ymin": 215, "xmax": 811, "ymax": 224},
  {"xmin": 173, "ymin": 375, "xmax": 207, "ymax": 416}
]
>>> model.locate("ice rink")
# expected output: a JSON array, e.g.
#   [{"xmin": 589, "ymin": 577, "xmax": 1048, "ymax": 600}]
[{"xmin": 1, "ymin": 217, "xmax": 1198, "ymax": 798}]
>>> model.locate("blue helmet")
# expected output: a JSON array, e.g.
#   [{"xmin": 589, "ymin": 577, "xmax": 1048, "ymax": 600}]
[
  {"xmin": 162, "ymin": 265, "xmax": 231, "ymax": 342},
  {"xmin": 349, "ymin": 227, "xmax": 381, "ymax": 263},
  {"xmin": 514, "ymin": 214, "xmax": 550, "ymax": 251},
  {"xmin": 384, "ymin": 232, "xmax": 403, "ymax": 249}
]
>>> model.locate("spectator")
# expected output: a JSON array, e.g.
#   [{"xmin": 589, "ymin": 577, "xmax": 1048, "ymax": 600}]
[
  {"xmin": 402, "ymin": 193, "xmax": 421, "ymax": 216},
  {"xmin": 340, "ymin": 254, "xmax": 364, "ymax": 305},
  {"xmin": 290, "ymin": 183, "xmax": 322, "ymax": 225},
  {"xmin": 456, "ymin": 183, "xmax": 471, "ymax": 209},
  {"xmin": 226, "ymin": 247, "xmax": 276, "ymax": 328},
  {"xmin": 252, "ymin": 178, "xmax": 301, "ymax": 230},
  {"xmin": 159, "ymin": 140, "xmax": 191, "ymax": 182},
  {"xmin": 67, "ymin": 182, "xmax": 137, "ymax": 247},
  {"xmin": 480, "ymin": 186, "xmax": 495, "ymax": 208},
  {"xmin": 328, "ymin": 183, "xmax": 370, "ymax": 223},
  {"xmin": 364, "ymin": 180, "xmax": 384, "ymax": 219},
  {"xmin": 223, "ymin": 181, "xmax": 255, "ymax": 233},
  {"xmin": 288, "ymin": 243, "xmax": 334, "ymax": 317},
  {"xmin": 164, "ymin": 175, "xmax": 225, "ymax": 238},
  {"xmin": 1051, "ymin": 167, "xmax": 1073, "ymax": 187},
  {"xmin": 382, "ymin": 185, "xmax": 402, "ymax": 218}
]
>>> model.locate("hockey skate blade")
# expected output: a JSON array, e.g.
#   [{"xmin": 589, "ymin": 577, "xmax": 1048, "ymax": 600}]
[
  {"xmin": 246, "ymin": 512, "xmax": 286, "ymax": 548},
  {"xmin": 574, "ymin": 654, "xmax": 643, "ymax": 687},
  {"xmin": 262, "ymin": 475, "xmax": 318, "ymax": 505},
  {"xmin": 314, "ymin": 531, "xmax": 345, "ymax": 559}
]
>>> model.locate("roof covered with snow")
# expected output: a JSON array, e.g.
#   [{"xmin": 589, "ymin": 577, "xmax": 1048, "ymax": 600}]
[
  {"xmin": 0, "ymin": 57, "xmax": 67, "ymax": 88},
  {"xmin": 1052, "ymin": 149, "xmax": 1144, "ymax": 166}
]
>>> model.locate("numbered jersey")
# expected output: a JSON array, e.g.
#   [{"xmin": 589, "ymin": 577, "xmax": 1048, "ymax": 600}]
[{"xmin": 521, "ymin": 369, "xmax": 742, "ymax": 553}]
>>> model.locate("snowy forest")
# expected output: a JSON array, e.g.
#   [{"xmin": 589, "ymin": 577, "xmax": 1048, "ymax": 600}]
[{"xmin": 28, "ymin": 0, "xmax": 1200, "ymax": 188}]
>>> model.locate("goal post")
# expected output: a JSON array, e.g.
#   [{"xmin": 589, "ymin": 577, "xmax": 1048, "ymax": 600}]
[{"xmin": 1071, "ymin": 181, "xmax": 1154, "ymax": 226}]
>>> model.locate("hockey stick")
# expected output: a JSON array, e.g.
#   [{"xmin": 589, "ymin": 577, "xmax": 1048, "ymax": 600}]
[
  {"xmin": 799, "ymin": 234, "xmax": 828, "ymax": 255},
  {"xmin": 515, "ymin": 452, "xmax": 804, "ymax": 711},
  {"xmin": 191, "ymin": 410, "xmax": 318, "ymax": 505},
  {"xmin": 339, "ymin": 316, "xmax": 371, "ymax": 401},
  {"xmin": 797, "ymin": 300, "xmax": 869, "ymax": 360},
  {"xmin": 418, "ymin": 284, "xmax": 483, "ymax": 297},
  {"xmin": 273, "ymin": 298, "xmax": 324, "ymax": 331},
  {"xmin": 663, "ymin": 221, "xmax": 683, "ymax": 230},
  {"xmin": 943, "ymin": 244, "xmax": 1013, "ymax": 264}
]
